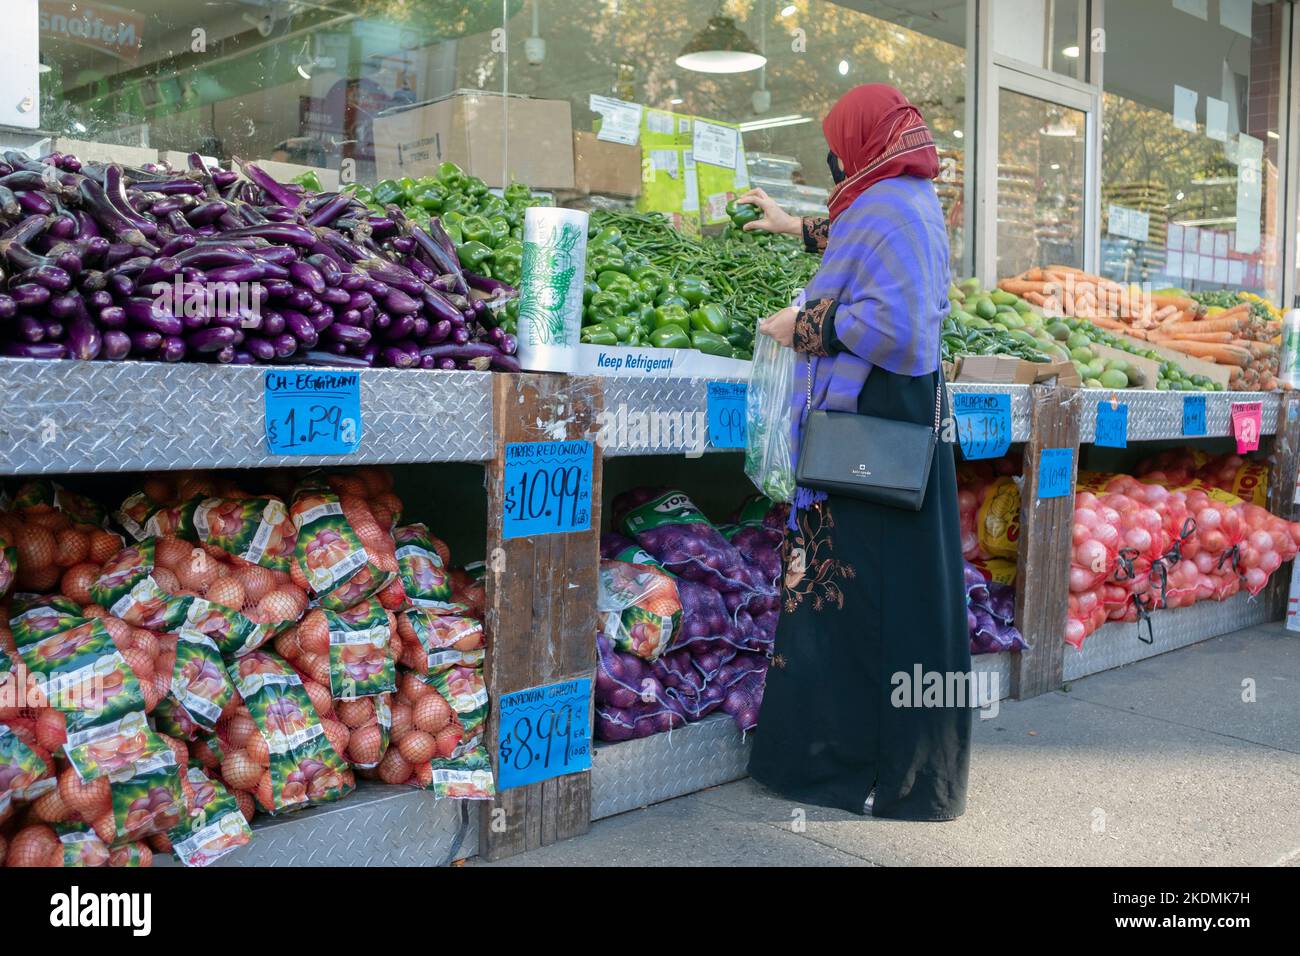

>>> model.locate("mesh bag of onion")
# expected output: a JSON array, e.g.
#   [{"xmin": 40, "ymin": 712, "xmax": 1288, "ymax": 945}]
[
  {"xmin": 165, "ymin": 766, "xmax": 253, "ymax": 867},
  {"xmin": 594, "ymin": 631, "xmax": 688, "ymax": 742},
  {"xmin": 222, "ymin": 650, "xmax": 354, "ymax": 813},
  {"xmin": 290, "ymin": 482, "xmax": 397, "ymax": 612},
  {"xmin": 615, "ymin": 488, "xmax": 759, "ymax": 595},
  {"xmin": 597, "ymin": 559, "xmax": 681, "ymax": 662}
]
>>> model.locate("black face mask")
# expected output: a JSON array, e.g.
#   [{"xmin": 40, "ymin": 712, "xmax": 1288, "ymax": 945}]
[{"xmin": 827, "ymin": 151, "xmax": 846, "ymax": 184}]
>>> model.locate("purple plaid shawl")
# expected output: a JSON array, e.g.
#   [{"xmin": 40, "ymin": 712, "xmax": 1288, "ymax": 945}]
[{"xmin": 789, "ymin": 175, "xmax": 950, "ymax": 518}]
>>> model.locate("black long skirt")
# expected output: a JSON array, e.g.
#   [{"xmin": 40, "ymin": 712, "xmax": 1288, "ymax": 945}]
[{"xmin": 748, "ymin": 368, "xmax": 971, "ymax": 821}]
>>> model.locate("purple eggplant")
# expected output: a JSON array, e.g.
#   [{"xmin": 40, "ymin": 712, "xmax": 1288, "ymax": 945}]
[
  {"xmin": 101, "ymin": 329, "xmax": 131, "ymax": 360},
  {"xmin": 187, "ymin": 327, "xmax": 238, "ymax": 353},
  {"xmin": 66, "ymin": 317, "xmax": 102, "ymax": 360},
  {"xmin": 124, "ymin": 297, "xmax": 183, "ymax": 336},
  {"xmin": 4, "ymin": 341, "xmax": 66, "ymax": 359},
  {"xmin": 159, "ymin": 335, "xmax": 187, "ymax": 362}
]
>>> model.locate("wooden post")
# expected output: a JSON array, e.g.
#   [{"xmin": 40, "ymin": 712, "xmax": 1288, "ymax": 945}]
[
  {"xmin": 1011, "ymin": 384, "xmax": 1081, "ymax": 699},
  {"xmin": 479, "ymin": 373, "xmax": 603, "ymax": 861},
  {"xmin": 1265, "ymin": 391, "xmax": 1300, "ymax": 620}
]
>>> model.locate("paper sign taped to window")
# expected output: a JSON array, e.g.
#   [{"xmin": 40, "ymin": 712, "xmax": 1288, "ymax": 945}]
[
  {"xmin": 590, "ymin": 95, "xmax": 643, "ymax": 146},
  {"xmin": 1173, "ymin": 85, "xmax": 1199, "ymax": 133},
  {"xmin": 693, "ymin": 120, "xmax": 738, "ymax": 168},
  {"xmin": 1206, "ymin": 96, "xmax": 1229, "ymax": 142}
]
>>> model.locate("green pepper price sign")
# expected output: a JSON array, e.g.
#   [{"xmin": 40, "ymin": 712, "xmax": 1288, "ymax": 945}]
[
  {"xmin": 497, "ymin": 677, "xmax": 592, "ymax": 790},
  {"xmin": 502, "ymin": 440, "xmax": 594, "ymax": 539},
  {"xmin": 707, "ymin": 381, "xmax": 748, "ymax": 449}
]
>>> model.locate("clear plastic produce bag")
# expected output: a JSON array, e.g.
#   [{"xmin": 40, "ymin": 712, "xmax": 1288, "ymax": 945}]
[{"xmin": 744, "ymin": 331, "xmax": 796, "ymax": 504}]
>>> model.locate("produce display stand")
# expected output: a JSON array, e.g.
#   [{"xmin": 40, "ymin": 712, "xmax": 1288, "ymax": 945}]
[{"xmin": 3, "ymin": 353, "xmax": 1295, "ymax": 864}]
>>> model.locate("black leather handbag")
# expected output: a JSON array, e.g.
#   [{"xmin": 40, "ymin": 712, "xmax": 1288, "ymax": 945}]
[{"xmin": 794, "ymin": 364, "xmax": 943, "ymax": 511}]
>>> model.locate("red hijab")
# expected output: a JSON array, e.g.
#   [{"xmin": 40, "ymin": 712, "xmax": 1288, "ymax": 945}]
[{"xmin": 823, "ymin": 84, "xmax": 939, "ymax": 223}]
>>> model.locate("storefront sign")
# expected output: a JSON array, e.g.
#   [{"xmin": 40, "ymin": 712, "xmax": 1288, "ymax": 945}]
[
  {"xmin": 1095, "ymin": 401, "xmax": 1128, "ymax": 449},
  {"xmin": 706, "ymin": 382, "xmax": 747, "ymax": 449},
  {"xmin": 497, "ymin": 677, "xmax": 592, "ymax": 789},
  {"xmin": 39, "ymin": 0, "xmax": 143, "ymax": 63},
  {"xmin": 502, "ymin": 440, "xmax": 594, "ymax": 539},
  {"xmin": 953, "ymin": 392, "xmax": 1011, "ymax": 460},
  {"xmin": 263, "ymin": 371, "xmax": 361, "ymax": 456}
]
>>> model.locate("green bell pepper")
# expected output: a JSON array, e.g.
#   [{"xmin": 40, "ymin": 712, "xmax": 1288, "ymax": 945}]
[
  {"xmin": 580, "ymin": 324, "xmax": 619, "ymax": 346},
  {"xmin": 504, "ymin": 181, "xmax": 532, "ymax": 203},
  {"xmin": 487, "ymin": 217, "xmax": 511, "ymax": 246},
  {"xmin": 607, "ymin": 316, "xmax": 635, "ymax": 342},
  {"xmin": 589, "ymin": 225, "xmax": 624, "ymax": 250},
  {"xmin": 690, "ymin": 304, "xmax": 731, "ymax": 336},
  {"xmin": 437, "ymin": 162, "xmax": 466, "ymax": 186},
  {"xmin": 655, "ymin": 290, "xmax": 689, "ymax": 310},
  {"xmin": 493, "ymin": 240, "xmax": 524, "ymax": 285},
  {"xmin": 293, "ymin": 170, "xmax": 324, "ymax": 193},
  {"xmin": 650, "ymin": 326, "xmax": 691, "ymax": 349},
  {"xmin": 726, "ymin": 199, "xmax": 762, "ymax": 228},
  {"xmin": 372, "ymin": 179, "xmax": 407, "ymax": 206},
  {"xmin": 460, "ymin": 215, "xmax": 494, "ymax": 245},
  {"xmin": 587, "ymin": 249, "xmax": 627, "ymax": 275},
  {"xmin": 596, "ymin": 269, "xmax": 634, "ymax": 291},
  {"xmin": 583, "ymin": 280, "xmax": 599, "ymax": 306},
  {"xmin": 676, "ymin": 276, "xmax": 711, "ymax": 306},
  {"xmin": 587, "ymin": 290, "xmax": 627, "ymax": 323},
  {"xmin": 410, "ymin": 182, "xmax": 447, "ymax": 212},
  {"xmin": 456, "ymin": 240, "xmax": 494, "ymax": 273},
  {"xmin": 652, "ymin": 304, "xmax": 690, "ymax": 331},
  {"xmin": 690, "ymin": 330, "xmax": 734, "ymax": 357},
  {"xmin": 463, "ymin": 175, "xmax": 489, "ymax": 197}
]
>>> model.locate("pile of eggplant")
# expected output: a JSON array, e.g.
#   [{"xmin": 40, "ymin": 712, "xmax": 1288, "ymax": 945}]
[{"xmin": 0, "ymin": 151, "xmax": 519, "ymax": 370}]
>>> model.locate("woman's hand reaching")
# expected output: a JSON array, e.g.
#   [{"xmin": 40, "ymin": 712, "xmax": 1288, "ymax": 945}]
[
  {"xmin": 736, "ymin": 188, "xmax": 802, "ymax": 237},
  {"xmin": 759, "ymin": 306, "xmax": 798, "ymax": 347}
]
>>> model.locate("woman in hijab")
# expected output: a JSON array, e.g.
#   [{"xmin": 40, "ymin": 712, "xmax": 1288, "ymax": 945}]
[{"xmin": 740, "ymin": 84, "xmax": 969, "ymax": 821}]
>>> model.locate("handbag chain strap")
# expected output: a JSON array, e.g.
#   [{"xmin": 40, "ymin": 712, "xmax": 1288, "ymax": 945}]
[{"xmin": 805, "ymin": 355, "xmax": 945, "ymax": 434}]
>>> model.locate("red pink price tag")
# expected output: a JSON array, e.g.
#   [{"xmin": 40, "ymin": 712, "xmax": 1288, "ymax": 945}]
[{"xmin": 1231, "ymin": 401, "xmax": 1262, "ymax": 454}]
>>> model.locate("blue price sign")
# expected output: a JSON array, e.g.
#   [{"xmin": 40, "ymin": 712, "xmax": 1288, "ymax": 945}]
[
  {"xmin": 953, "ymin": 392, "xmax": 1012, "ymax": 460},
  {"xmin": 1183, "ymin": 395, "xmax": 1207, "ymax": 437},
  {"xmin": 264, "ymin": 370, "xmax": 361, "ymax": 456},
  {"xmin": 502, "ymin": 440, "xmax": 594, "ymax": 540},
  {"xmin": 1095, "ymin": 401, "xmax": 1128, "ymax": 448},
  {"xmin": 497, "ymin": 678, "xmax": 592, "ymax": 790},
  {"xmin": 707, "ymin": 381, "xmax": 748, "ymax": 449},
  {"xmin": 1037, "ymin": 447, "xmax": 1074, "ymax": 499}
]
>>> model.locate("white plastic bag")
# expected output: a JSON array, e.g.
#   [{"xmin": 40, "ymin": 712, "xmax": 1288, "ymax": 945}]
[{"xmin": 744, "ymin": 330, "xmax": 797, "ymax": 503}]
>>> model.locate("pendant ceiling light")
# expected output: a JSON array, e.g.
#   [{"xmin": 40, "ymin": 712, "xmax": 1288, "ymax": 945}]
[{"xmin": 676, "ymin": 16, "xmax": 767, "ymax": 74}]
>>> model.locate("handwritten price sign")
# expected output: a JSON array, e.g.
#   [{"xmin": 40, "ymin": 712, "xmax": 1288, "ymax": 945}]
[
  {"xmin": 1182, "ymin": 395, "xmax": 1207, "ymax": 437},
  {"xmin": 953, "ymin": 393, "xmax": 1011, "ymax": 460},
  {"xmin": 502, "ymin": 440, "xmax": 594, "ymax": 540},
  {"xmin": 1094, "ymin": 401, "xmax": 1128, "ymax": 448},
  {"xmin": 707, "ymin": 381, "xmax": 747, "ymax": 449},
  {"xmin": 1231, "ymin": 401, "xmax": 1262, "ymax": 453},
  {"xmin": 1037, "ymin": 447, "xmax": 1075, "ymax": 499},
  {"xmin": 497, "ymin": 678, "xmax": 592, "ymax": 790},
  {"xmin": 264, "ymin": 371, "xmax": 361, "ymax": 455}
]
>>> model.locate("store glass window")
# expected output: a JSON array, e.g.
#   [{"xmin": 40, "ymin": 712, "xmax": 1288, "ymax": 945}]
[
  {"xmin": 34, "ymin": 0, "xmax": 969, "ymax": 270},
  {"xmin": 1100, "ymin": 0, "xmax": 1285, "ymax": 301}
]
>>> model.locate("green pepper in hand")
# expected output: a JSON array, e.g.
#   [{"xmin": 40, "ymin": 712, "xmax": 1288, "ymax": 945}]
[{"xmin": 726, "ymin": 199, "xmax": 763, "ymax": 228}]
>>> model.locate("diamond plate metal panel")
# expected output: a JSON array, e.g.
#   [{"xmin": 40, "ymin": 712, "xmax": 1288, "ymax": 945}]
[
  {"xmin": 591, "ymin": 713, "xmax": 751, "ymax": 819},
  {"xmin": 1077, "ymin": 389, "xmax": 1279, "ymax": 443},
  {"xmin": 602, "ymin": 380, "xmax": 1033, "ymax": 455},
  {"xmin": 945, "ymin": 383, "xmax": 1034, "ymax": 442},
  {"xmin": 0, "ymin": 359, "xmax": 494, "ymax": 475},
  {"xmin": 156, "ymin": 782, "xmax": 478, "ymax": 867},
  {"xmin": 973, "ymin": 650, "xmax": 1012, "ymax": 702},
  {"xmin": 1063, "ymin": 591, "xmax": 1278, "ymax": 682}
]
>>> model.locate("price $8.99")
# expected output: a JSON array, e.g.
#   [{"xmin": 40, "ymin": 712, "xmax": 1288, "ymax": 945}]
[
  {"xmin": 498, "ymin": 705, "xmax": 588, "ymax": 773},
  {"xmin": 503, "ymin": 464, "xmax": 589, "ymax": 529},
  {"xmin": 266, "ymin": 404, "xmax": 356, "ymax": 450}
]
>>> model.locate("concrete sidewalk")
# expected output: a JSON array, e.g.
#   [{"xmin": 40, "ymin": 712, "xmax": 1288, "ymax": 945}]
[{"xmin": 477, "ymin": 622, "xmax": 1300, "ymax": 867}]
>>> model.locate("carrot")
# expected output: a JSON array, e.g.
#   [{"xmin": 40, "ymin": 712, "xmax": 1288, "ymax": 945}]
[
  {"xmin": 1151, "ymin": 294, "xmax": 1195, "ymax": 311},
  {"xmin": 997, "ymin": 279, "xmax": 1050, "ymax": 296},
  {"xmin": 1150, "ymin": 331, "xmax": 1234, "ymax": 343},
  {"xmin": 1158, "ymin": 317, "xmax": 1243, "ymax": 334},
  {"xmin": 1158, "ymin": 341, "xmax": 1251, "ymax": 366}
]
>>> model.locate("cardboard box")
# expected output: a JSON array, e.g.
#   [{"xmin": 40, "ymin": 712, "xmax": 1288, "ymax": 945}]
[
  {"xmin": 955, "ymin": 355, "xmax": 1081, "ymax": 387},
  {"xmin": 53, "ymin": 138, "xmax": 158, "ymax": 168},
  {"xmin": 373, "ymin": 91, "xmax": 575, "ymax": 190},
  {"xmin": 572, "ymin": 131, "xmax": 641, "ymax": 198}
]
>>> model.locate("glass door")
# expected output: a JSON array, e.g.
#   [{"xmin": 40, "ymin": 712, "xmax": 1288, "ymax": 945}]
[{"xmin": 976, "ymin": 60, "xmax": 1100, "ymax": 284}]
